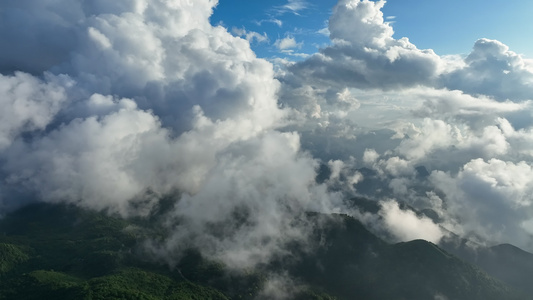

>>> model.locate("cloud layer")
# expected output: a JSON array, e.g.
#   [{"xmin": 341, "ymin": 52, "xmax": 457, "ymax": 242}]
[
  {"xmin": 1, "ymin": 0, "xmax": 533, "ymax": 271},
  {"xmin": 277, "ymin": 0, "xmax": 533, "ymax": 251},
  {"xmin": 0, "ymin": 0, "xmax": 337, "ymax": 268}
]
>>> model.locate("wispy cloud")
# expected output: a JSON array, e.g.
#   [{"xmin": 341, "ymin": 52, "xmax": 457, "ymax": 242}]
[
  {"xmin": 280, "ymin": 50, "xmax": 310, "ymax": 58},
  {"xmin": 386, "ymin": 15, "xmax": 396, "ymax": 24},
  {"xmin": 254, "ymin": 18, "xmax": 283, "ymax": 27},
  {"xmin": 273, "ymin": 0, "xmax": 309, "ymax": 16},
  {"xmin": 232, "ymin": 27, "xmax": 269, "ymax": 44},
  {"xmin": 317, "ymin": 21, "xmax": 330, "ymax": 36}
]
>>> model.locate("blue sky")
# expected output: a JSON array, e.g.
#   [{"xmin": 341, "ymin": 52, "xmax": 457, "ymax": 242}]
[
  {"xmin": 210, "ymin": 0, "xmax": 336, "ymax": 59},
  {"xmin": 212, "ymin": 0, "xmax": 533, "ymax": 59}
]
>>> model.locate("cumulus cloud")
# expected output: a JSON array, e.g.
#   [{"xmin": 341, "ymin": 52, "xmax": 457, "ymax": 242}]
[
  {"xmin": 411, "ymin": 87, "xmax": 532, "ymax": 128},
  {"xmin": 281, "ymin": 1, "xmax": 533, "ymax": 102},
  {"xmin": 363, "ymin": 149, "xmax": 380, "ymax": 165},
  {"xmin": 156, "ymin": 132, "xmax": 342, "ymax": 268},
  {"xmin": 328, "ymin": 0, "xmax": 392, "ymax": 47},
  {"xmin": 0, "ymin": 72, "xmax": 72, "ymax": 149},
  {"xmin": 283, "ymin": 0, "xmax": 442, "ymax": 91},
  {"xmin": 232, "ymin": 27, "xmax": 269, "ymax": 44},
  {"xmin": 275, "ymin": 36, "xmax": 302, "ymax": 50},
  {"xmin": 0, "ymin": 0, "xmax": 343, "ymax": 270},
  {"xmin": 441, "ymin": 38, "xmax": 533, "ymax": 101},
  {"xmin": 396, "ymin": 119, "xmax": 460, "ymax": 161},
  {"xmin": 379, "ymin": 200, "xmax": 444, "ymax": 243},
  {"xmin": 267, "ymin": 1, "xmax": 533, "ymax": 253},
  {"xmin": 497, "ymin": 118, "xmax": 533, "ymax": 158},
  {"xmin": 2, "ymin": 0, "xmax": 533, "ymax": 271},
  {"xmin": 1, "ymin": 0, "xmax": 282, "ymax": 204},
  {"xmin": 430, "ymin": 159, "xmax": 533, "ymax": 249},
  {"xmin": 4, "ymin": 100, "xmax": 168, "ymax": 214}
]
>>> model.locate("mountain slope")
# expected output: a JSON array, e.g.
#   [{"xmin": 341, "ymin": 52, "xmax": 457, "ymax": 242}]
[
  {"xmin": 350, "ymin": 195, "xmax": 533, "ymax": 297},
  {"xmin": 284, "ymin": 213, "xmax": 523, "ymax": 300},
  {"xmin": 441, "ymin": 236, "xmax": 533, "ymax": 296},
  {"xmin": 0, "ymin": 203, "xmax": 525, "ymax": 299},
  {"xmin": 0, "ymin": 203, "xmax": 230, "ymax": 300}
]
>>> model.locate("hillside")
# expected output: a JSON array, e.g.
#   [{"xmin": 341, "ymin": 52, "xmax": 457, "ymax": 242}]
[
  {"xmin": 441, "ymin": 236, "xmax": 533, "ymax": 296},
  {"xmin": 282, "ymin": 213, "xmax": 523, "ymax": 300},
  {"xmin": 0, "ymin": 203, "xmax": 526, "ymax": 299}
]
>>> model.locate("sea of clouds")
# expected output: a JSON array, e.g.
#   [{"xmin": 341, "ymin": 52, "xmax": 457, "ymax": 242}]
[{"xmin": 1, "ymin": 0, "xmax": 533, "ymax": 274}]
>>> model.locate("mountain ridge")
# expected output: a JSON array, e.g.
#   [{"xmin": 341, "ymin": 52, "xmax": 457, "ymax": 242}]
[{"xmin": 0, "ymin": 202, "xmax": 528, "ymax": 299}]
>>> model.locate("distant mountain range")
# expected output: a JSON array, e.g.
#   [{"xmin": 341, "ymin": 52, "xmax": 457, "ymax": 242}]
[
  {"xmin": 0, "ymin": 202, "xmax": 531, "ymax": 299},
  {"xmin": 350, "ymin": 196, "xmax": 533, "ymax": 299}
]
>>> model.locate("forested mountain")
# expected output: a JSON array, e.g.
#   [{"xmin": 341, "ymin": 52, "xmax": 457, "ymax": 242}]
[{"xmin": 0, "ymin": 203, "xmax": 528, "ymax": 300}]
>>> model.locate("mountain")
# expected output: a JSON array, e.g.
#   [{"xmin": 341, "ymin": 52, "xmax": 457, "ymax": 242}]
[
  {"xmin": 349, "ymin": 197, "xmax": 533, "ymax": 295},
  {"xmin": 0, "ymin": 203, "xmax": 230, "ymax": 300},
  {"xmin": 440, "ymin": 235, "xmax": 533, "ymax": 296},
  {"xmin": 348, "ymin": 195, "xmax": 533, "ymax": 297},
  {"xmin": 0, "ymin": 203, "xmax": 526, "ymax": 299},
  {"xmin": 479, "ymin": 244, "xmax": 533, "ymax": 294},
  {"xmin": 283, "ymin": 213, "xmax": 523, "ymax": 300}
]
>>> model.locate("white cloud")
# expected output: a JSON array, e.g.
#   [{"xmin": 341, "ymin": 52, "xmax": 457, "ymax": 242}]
[
  {"xmin": 381, "ymin": 156, "xmax": 414, "ymax": 177},
  {"xmin": 411, "ymin": 87, "xmax": 532, "ymax": 129},
  {"xmin": 274, "ymin": 0, "xmax": 309, "ymax": 16},
  {"xmin": 329, "ymin": 0, "xmax": 392, "ymax": 47},
  {"xmin": 284, "ymin": 0, "xmax": 442, "ymax": 91},
  {"xmin": 4, "ymin": 101, "xmax": 169, "ymax": 215},
  {"xmin": 497, "ymin": 118, "xmax": 533, "ymax": 157},
  {"xmin": 273, "ymin": 0, "xmax": 533, "ymax": 252},
  {"xmin": 363, "ymin": 149, "xmax": 380, "ymax": 165},
  {"xmin": 281, "ymin": 1, "xmax": 533, "ymax": 106},
  {"xmin": 0, "ymin": 0, "xmax": 348, "ymax": 271},
  {"xmin": 154, "ymin": 131, "xmax": 342, "ymax": 268},
  {"xmin": 255, "ymin": 19, "xmax": 283, "ymax": 27},
  {"xmin": 317, "ymin": 27, "xmax": 330, "ymax": 36},
  {"xmin": 396, "ymin": 119, "xmax": 460, "ymax": 161},
  {"xmin": 232, "ymin": 27, "xmax": 269, "ymax": 44},
  {"xmin": 0, "ymin": 72, "xmax": 72, "ymax": 150},
  {"xmin": 441, "ymin": 38, "xmax": 533, "ymax": 101},
  {"xmin": 379, "ymin": 200, "xmax": 444, "ymax": 243},
  {"xmin": 334, "ymin": 88, "xmax": 361, "ymax": 112},
  {"xmin": 275, "ymin": 36, "xmax": 302, "ymax": 50},
  {"xmin": 430, "ymin": 159, "xmax": 533, "ymax": 249}
]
